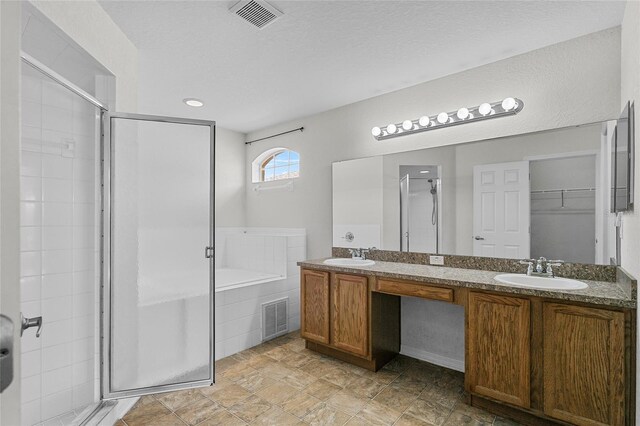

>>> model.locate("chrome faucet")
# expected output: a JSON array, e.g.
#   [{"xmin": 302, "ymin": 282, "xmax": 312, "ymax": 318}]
[
  {"xmin": 519, "ymin": 257, "xmax": 564, "ymax": 277},
  {"xmin": 349, "ymin": 247, "xmax": 377, "ymax": 260}
]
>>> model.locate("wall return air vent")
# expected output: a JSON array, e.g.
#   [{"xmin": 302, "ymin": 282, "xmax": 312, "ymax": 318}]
[{"xmin": 230, "ymin": 0, "xmax": 283, "ymax": 29}]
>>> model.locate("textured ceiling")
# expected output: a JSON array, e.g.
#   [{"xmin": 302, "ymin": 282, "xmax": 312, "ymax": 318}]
[{"xmin": 99, "ymin": 1, "xmax": 625, "ymax": 133}]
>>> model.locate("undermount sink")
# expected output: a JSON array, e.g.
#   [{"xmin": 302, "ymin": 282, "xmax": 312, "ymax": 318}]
[
  {"xmin": 495, "ymin": 273, "xmax": 588, "ymax": 290},
  {"xmin": 323, "ymin": 258, "xmax": 375, "ymax": 267}
]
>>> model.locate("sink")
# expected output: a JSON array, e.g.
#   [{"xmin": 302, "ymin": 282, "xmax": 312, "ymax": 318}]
[
  {"xmin": 323, "ymin": 258, "xmax": 375, "ymax": 267},
  {"xmin": 495, "ymin": 273, "xmax": 588, "ymax": 290}
]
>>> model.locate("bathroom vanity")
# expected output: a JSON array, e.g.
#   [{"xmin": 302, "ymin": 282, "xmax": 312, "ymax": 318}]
[{"xmin": 297, "ymin": 256, "xmax": 637, "ymax": 426}]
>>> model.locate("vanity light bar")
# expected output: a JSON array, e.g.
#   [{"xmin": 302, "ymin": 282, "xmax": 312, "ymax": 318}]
[{"xmin": 371, "ymin": 98, "xmax": 524, "ymax": 141}]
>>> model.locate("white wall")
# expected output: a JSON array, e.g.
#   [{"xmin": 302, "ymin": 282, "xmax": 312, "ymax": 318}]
[
  {"xmin": 245, "ymin": 27, "xmax": 621, "ymax": 260},
  {"xmin": 619, "ymin": 2, "xmax": 640, "ymax": 422}
]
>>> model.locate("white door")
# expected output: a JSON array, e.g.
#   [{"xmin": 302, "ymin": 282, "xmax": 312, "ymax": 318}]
[{"xmin": 473, "ymin": 161, "xmax": 530, "ymax": 259}]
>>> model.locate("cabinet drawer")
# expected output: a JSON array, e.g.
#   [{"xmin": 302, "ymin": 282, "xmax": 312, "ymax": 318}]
[{"xmin": 375, "ymin": 279, "xmax": 453, "ymax": 302}]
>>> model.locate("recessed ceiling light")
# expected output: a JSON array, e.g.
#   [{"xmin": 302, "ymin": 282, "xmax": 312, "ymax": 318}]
[
  {"xmin": 183, "ymin": 98, "xmax": 204, "ymax": 107},
  {"xmin": 420, "ymin": 170, "xmax": 430, "ymax": 174}
]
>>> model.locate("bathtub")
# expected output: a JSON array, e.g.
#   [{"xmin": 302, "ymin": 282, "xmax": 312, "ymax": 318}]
[{"xmin": 215, "ymin": 267, "xmax": 282, "ymax": 292}]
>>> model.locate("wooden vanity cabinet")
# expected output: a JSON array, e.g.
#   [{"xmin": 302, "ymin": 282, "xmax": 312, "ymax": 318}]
[
  {"xmin": 300, "ymin": 268, "xmax": 400, "ymax": 370},
  {"xmin": 543, "ymin": 303, "xmax": 626, "ymax": 426},
  {"xmin": 300, "ymin": 269, "xmax": 330, "ymax": 344},
  {"xmin": 467, "ymin": 292, "xmax": 531, "ymax": 409},
  {"xmin": 331, "ymin": 273, "xmax": 369, "ymax": 357}
]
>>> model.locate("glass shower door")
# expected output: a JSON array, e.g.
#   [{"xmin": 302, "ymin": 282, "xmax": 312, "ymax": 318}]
[{"xmin": 103, "ymin": 113, "xmax": 215, "ymax": 398}]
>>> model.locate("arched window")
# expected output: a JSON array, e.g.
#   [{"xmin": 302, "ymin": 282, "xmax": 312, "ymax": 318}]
[{"xmin": 252, "ymin": 148, "xmax": 300, "ymax": 183}]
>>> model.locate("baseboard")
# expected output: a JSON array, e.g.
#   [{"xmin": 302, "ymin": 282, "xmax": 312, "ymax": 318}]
[{"xmin": 400, "ymin": 344, "xmax": 465, "ymax": 372}]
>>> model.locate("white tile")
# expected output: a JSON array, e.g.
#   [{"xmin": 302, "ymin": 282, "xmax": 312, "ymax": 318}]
[
  {"xmin": 42, "ymin": 343, "xmax": 73, "ymax": 372},
  {"xmin": 22, "ymin": 100, "xmax": 42, "ymax": 128},
  {"xmin": 21, "ymin": 251, "xmax": 41, "ymax": 277},
  {"xmin": 72, "ymin": 227, "xmax": 94, "ymax": 249},
  {"xmin": 42, "ymin": 250, "xmax": 73, "ymax": 275},
  {"xmin": 21, "ymin": 151, "xmax": 42, "ymax": 177},
  {"xmin": 21, "ymin": 201, "xmax": 42, "ymax": 226},
  {"xmin": 21, "ymin": 227, "xmax": 42, "ymax": 251},
  {"xmin": 72, "ymin": 293, "xmax": 93, "ymax": 318},
  {"xmin": 72, "ymin": 203, "xmax": 93, "ymax": 227},
  {"xmin": 72, "ymin": 338, "xmax": 94, "ymax": 363},
  {"xmin": 72, "ymin": 159, "xmax": 94, "ymax": 182},
  {"xmin": 42, "ymin": 105, "xmax": 73, "ymax": 133},
  {"xmin": 42, "ymin": 296, "xmax": 73, "ymax": 322},
  {"xmin": 22, "ymin": 74, "xmax": 42, "ymax": 102},
  {"xmin": 42, "ymin": 81, "xmax": 74, "ymax": 110},
  {"xmin": 21, "ymin": 349, "xmax": 42, "ymax": 378},
  {"xmin": 287, "ymin": 235, "xmax": 306, "ymax": 248},
  {"xmin": 72, "ymin": 271, "xmax": 94, "ymax": 295},
  {"xmin": 21, "ymin": 329, "xmax": 42, "ymax": 353},
  {"xmin": 42, "ymin": 178, "xmax": 72, "ymax": 203},
  {"xmin": 42, "ymin": 203, "xmax": 72, "ymax": 227},
  {"xmin": 42, "ymin": 273, "xmax": 73, "ymax": 299},
  {"xmin": 41, "ymin": 388, "xmax": 72, "ymax": 420},
  {"xmin": 72, "ymin": 360, "xmax": 92, "ymax": 386},
  {"xmin": 21, "ymin": 374, "xmax": 41, "ymax": 402},
  {"xmin": 21, "ymin": 176, "xmax": 42, "ymax": 201},
  {"xmin": 72, "ymin": 109, "xmax": 96, "ymax": 137},
  {"xmin": 21, "ymin": 276, "xmax": 42, "ymax": 302},
  {"xmin": 72, "ymin": 180, "xmax": 94, "ymax": 203},
  {"xmin": 72, "ymin": 249, "xmax": 94, "ymax": 272},
  {"xmin": 287, "ymin": 246, "xmax": 306, "ymax": 262},
  {"xmin": 72, "ymin": 381, "xmax": 95, "ymax": 409},
  {"xmin": 42, "ymin": 227, "xmax": 73, "ymax": 250},
  {"xmin": 21, "ymin": 398, "xmax": 42, "ymax": 426},
  {"xmin": 42, "ymin": 154, "xmax": 72, "ymax": 179},
  {"xmin": 73, "ymin": 135, "xmax": 94, "ymax": 160},
  {"xmin": 72, "ymin": 315, "xmax": 93, "ymax": 340},
  {"xmin": 42, "ymin": 366, "xmax": 72, "ymax": 396},
  {"xmin": 23, "ymin": 125, "xmax": 42, "ymax": 148},
  {"xmin": 42, "ymin": 319, "xmax": 73, "ymax": 348}
]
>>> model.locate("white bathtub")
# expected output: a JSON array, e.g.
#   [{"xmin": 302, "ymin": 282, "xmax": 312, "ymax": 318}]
[{"xmin": 215, "ymin": 268, "xmax": 282, "ymax": 292}]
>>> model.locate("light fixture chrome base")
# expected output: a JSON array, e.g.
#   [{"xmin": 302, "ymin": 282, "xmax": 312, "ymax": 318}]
[{"xmin": 372, "ymin": 98, "xmax": 524, "ymax": 141}]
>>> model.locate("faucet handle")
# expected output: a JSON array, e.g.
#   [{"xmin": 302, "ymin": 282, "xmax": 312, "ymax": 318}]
[
  {"xmin": 547, "ymin": 259, "xmax": 565, "ymax": 265},
  {"xmin": 519, "ymin": 259, "xmax": 534, "ymax": 275}
]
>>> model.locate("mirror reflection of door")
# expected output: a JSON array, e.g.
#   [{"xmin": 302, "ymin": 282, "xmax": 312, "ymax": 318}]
[{"xmin": 472, "ymin": 161, "xmax": 530, "ymax": 259}]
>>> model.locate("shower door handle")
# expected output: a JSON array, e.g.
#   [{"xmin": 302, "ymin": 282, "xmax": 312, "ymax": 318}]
[
  {"xmin": 204, "ymin": 246, "xmax": 214, "ymax": 259},
  {"xmin": 474, "ymin": 236, "xmax": 485, "ymax": 240}
]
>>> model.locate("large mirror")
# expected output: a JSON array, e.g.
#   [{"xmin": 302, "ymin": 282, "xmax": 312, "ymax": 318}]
[{"xmin": 332, "ymin": 121, "xmax": 619, "ymax": 265}]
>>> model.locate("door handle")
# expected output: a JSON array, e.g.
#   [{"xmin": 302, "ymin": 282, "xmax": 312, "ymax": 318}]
[
  {"xmin": 21, "ymin": 314, "xmax": 42, "ymax": 338},
  {"xmin": 0, "ymin": 315, "xmax": 14, "ymax": 393},
  {"xmin": 474, "ymin": 236, "xmax": 485, "ymax": 240},
  {"xmin": 204, "ymin": 246, "xmax": 214, "ymax": 259}
]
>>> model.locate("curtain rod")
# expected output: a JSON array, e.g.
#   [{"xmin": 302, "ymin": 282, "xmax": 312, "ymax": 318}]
[{"xmin": 245, "ymin": 127, "xmax": 304, "ymax": 145}]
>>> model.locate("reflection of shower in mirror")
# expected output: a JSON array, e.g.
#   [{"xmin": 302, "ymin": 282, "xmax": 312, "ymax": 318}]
[{"xmin": 399, "ymin": 166, "xmax": 441, "ymax": 254}]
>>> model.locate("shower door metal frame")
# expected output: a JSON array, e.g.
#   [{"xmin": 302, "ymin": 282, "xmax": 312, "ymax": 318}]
[
  {"xmin": 101, "ymin": 112, "xmax": 216, "ymax": 400},
  {"xmin": 400, "ymin": 174, "xmax": 410, "ymax": 252}
]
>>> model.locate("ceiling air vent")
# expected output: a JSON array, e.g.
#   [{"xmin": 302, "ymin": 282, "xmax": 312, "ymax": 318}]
[{"xmin": 230, "ymin": 0, "xmax": 283, "ymax": 29}]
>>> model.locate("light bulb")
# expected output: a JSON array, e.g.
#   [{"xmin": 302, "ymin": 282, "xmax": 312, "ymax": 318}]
[
  {"xmin": 478, "ymin": 103, "xmax": 492, "ymax": 116},
  {"xmin": 386, "ymin": 124, "xmax": 397, "ymax": 134},
  {"xmin": 456, "ymin": 108, "xmax": 470, "ymax": 120},
  {"xmin": 402, "ymin": 120, "xmax": 413, "ymax": 131},
  {"xmin": 371, "ymin": 127, "xmax": 381, "ymax": 137},
  {"xmin": 418, "ymin": 116, "xmax": 430, "ymax": 127},
  {"xmin": 437, "ymin": 112, "xmax": 449, "ymax": 124},
  {"xmin": 501, "ymin": 97, "xmax": 516, "ymax": 111}
]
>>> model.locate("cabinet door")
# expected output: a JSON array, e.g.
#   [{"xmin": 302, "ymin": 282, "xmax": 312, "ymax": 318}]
[
  {"xmin": 331, "ymin": 274, "xmax": 369, "ymax": 357},
  {"xmin": 300, "ymin": 269, "xmax": 330, "ymax": 344},
  {"xmin": 467, "ymin": 292, "xmax": 531, "ymax": 408},
  {"xmin": 543, "ymin": 303, "xmax": 625, "ymax": 426}
]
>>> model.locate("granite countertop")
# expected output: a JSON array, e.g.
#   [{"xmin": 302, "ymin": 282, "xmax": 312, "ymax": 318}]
[{"xmin": 298, "ymin": 258, "xmax": 637, "ymax": 309}]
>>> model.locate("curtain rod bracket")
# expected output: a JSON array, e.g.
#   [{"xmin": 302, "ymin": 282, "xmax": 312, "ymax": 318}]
[{"xmin": 245, "ymin": 127, "xmax": 304, "ymax": 145}]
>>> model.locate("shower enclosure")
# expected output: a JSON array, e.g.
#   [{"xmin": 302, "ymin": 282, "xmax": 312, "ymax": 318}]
[
  {"xmin": 19, "ymin": 52, "xmax": 216, "ymax": 425},
  {"xmin": 399, "ymin": 165, "xmax": 441, "ymax": 253}
]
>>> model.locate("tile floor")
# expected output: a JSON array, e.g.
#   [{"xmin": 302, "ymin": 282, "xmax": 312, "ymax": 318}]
[{"xmin": 116, "ymin": 332, "xmax": 520, "ymax": 425}]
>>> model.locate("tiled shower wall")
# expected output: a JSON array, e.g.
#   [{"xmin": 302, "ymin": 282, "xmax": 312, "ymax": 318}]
[{"xmin": 19, "ymin": 69, "xmax": 100, "ymax": 425}]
